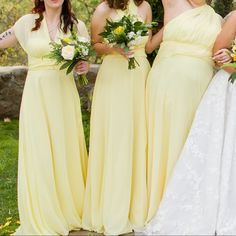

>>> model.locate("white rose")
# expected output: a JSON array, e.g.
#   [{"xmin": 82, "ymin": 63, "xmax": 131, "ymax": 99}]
[
  {"xmin": 81, "ymin": 47, "xmax": 89, "ymax": 56},
  {"xmin": 61, "ymin": 45, "xmax": 75, "ymax": 60},
  {"xmin": 127, "ymin": 32, "xmax": 136, "ymax": 40},
  {"xmin": 77, "ymin": 36, "xmax": 90, "ymax": 43}
]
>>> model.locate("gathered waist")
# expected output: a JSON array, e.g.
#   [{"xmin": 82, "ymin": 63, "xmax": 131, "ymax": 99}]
[
  {"xmin": 156, "ymin": 41, "xmax": 214, "ymax": 64},
  {"xmin": 28, "ymin": 64, "xmax": 60, "ymax": 71}
]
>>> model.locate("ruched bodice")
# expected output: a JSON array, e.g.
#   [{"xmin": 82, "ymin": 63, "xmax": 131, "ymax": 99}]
[{"xmin": 156, "ymin": 5, "xmax": 221, "ymax": 63}]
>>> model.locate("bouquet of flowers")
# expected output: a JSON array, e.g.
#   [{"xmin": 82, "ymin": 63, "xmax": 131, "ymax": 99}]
[
  {"xmin": 46, "ymin": 29, "xmax": 94, "ymax": 86},
  {"xmin": 99, "ymin": 14, "xmax": 157, "ymax": 70},
  {"xmin": 222, "ymin": 39, "xmax": 236, "ymax": 83}
]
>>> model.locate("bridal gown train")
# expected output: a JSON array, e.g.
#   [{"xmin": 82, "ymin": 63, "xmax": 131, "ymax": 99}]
[{"xmin": 141, "ymin": 69, "xmax": 236, "ymax": 235}]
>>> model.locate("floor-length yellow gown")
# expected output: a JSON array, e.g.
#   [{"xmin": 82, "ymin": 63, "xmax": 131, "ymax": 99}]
[
  {"xmin": 13, "ymin": 14, "xmax": 88, "ymax": 235},
  {"xmin": 82, "ymin": 1, "xmax": 150, "ymax": 235},
  {"xmin": 146, "ymin": 5, "xmax": 222, "ymax": 222}
]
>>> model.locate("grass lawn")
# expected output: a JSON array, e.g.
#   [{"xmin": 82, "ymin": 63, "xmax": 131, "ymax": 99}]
[
  {"xmin": 0, "ymin": 120, "xmax": 19, "ymax": 235},
  {"xmin": 0, "ymin": 113, "xmax": 90, "ymax": 235}
]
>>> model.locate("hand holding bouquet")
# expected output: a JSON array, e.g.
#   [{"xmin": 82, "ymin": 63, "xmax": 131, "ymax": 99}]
[
  {"xmin": 46, "ymin": 29, "xmax": 94, "ymax": 86},
  {"xmin": 99, "ymin": 15, "xmax": 157, "ymax": 70},
  {"xmin": 222, "ymin": 39, "xmax": 236, "ymax": 83}
]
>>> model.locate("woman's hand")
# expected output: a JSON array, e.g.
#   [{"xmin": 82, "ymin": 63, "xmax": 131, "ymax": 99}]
[
  {"xmin": 112, "ymin": 46, "xmax": 134, "ymax": 59},
  {"xmin": 74, "ymin": 61, "xmax": 90, "ymax": 75},
  {"xmin": 213, "ymin": 48, "xmax": 232, "ymax": 64}
]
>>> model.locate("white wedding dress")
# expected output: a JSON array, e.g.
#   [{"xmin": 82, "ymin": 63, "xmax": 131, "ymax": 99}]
[{"xmin": 139, "ymin": 69, "xmax": 236, "ymax": 235}]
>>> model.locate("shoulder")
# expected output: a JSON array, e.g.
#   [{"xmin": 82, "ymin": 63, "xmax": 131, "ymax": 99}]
[
  {"xmin": 93, "ymin": 2, "xmax": 111, "ymax": 17},
  {"xmin": 15, "ymin": 14, "xmax": 37, "ymax": 24},
  {"xmin": 223, "ymin": 10, "xmax": 236, "ymax": 26},
  {"xmin": 227, "ymin": 10, "xmax": 236, "ymax": 20},
  {"xmin": 139, "ymin": 1, "xmax": 152, "ymax": 11},
  {"xmin": 14, "ymin": 13, "xmax": 37, "ymax": 29},
  {"xmin": 14, "ymin": 13, "xmax": 37, "ymax": 33}
]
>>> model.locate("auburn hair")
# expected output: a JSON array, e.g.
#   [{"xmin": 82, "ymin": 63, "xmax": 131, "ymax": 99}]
[
  {"xmin": 106, "ymin": 0, "xmax": 144, "ymax": 10},
  {"xmin": 31, "ymin": 0, "xmax": 77, "ymax": 33}
]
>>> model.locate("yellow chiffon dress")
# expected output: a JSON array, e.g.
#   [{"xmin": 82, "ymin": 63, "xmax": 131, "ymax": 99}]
[
  {"xmin": 82, "ymin": 1, "xmax": 150, "ymax": 234},
  {"xmin": 13, "ymin": 14, "xmax": 88, "ymax": 235},
  {"xmin": 146, "ymin": 5, "xmax": 222, "ymax": 222}
]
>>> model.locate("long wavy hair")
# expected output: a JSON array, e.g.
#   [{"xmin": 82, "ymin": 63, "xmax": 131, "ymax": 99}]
[
  {"xmin": 31, "ymin": 0, "xmax": 77, "ymax": 33},
  {"xmin": 106, "ymin": 0, "xmax": 144, "ymax": 10}
]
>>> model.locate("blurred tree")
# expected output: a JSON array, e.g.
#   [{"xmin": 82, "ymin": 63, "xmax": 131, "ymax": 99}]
[
  {"xmin": 72, "ymin": 0, "xmax": 99, "ymax": 27},
  {"xmin": 0, "ymin": 0, "xmax": 32, "ymax": 65},
  {"xmin": 147, "ymin": 0, "xmax": 164, "ymax": 24},
  {"xmin": 213, "ymin": 0, "xmax": 234, "ymax": 17}
]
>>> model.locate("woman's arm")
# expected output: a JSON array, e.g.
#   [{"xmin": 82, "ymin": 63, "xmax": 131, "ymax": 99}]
[
  {"xmin": 75, "ymin": 21, "xmax": 90, "ymax": 75},
  {"xmin": 213, "ymin": 11, "xmax": 236, "ymax": 73},
  {"xmin": 213, "ymin": 11, "xmax": 236, "ymax": 54},
  {"xmin": 145, "ymin": 2, "xmax": 163, "ymax": 54},
  {"xmin": 0, "ymin": 28, "xmax": 18, "ymax": 49},
  {"xmin": 146, "ymin": 28, "xmax": 163, "ymax": 54}
]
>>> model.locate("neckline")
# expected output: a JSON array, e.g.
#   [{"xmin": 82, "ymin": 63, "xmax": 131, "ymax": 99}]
[
  {"xmin": 164, "ymin": 4, "xmax": 207, "ymax": 29},
  {"xmin": 43, "ymin": 15, "xmax": 60, "ymax": 43},
  {"xmin": 115, "ymin": 0, "xmax": 145, "ymax": 22}
]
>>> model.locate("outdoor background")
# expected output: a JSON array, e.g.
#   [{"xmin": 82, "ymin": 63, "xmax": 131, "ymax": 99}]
[{"xmin": 0, "ymin": 0, "xmax": 234, "ymax": 235}]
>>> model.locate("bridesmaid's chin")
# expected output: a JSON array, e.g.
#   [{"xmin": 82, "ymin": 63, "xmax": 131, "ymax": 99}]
[{"xmin": 45, "ymin": 0, "xmax": 64, "ymax": 9}]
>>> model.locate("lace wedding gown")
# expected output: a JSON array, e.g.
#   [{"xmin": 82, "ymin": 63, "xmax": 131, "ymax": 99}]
[{"xmin": 140, "ymin": 69, "xmax": 236, "ymax": 235}]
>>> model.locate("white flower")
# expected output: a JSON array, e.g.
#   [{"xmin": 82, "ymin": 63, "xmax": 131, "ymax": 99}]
[
  {"xmin": 61, "ymin": 45, "xmax": 75, "ymax": 60},
  {"xmin": 128, "ymin": 40, "xmax": 136, "ymax": 47},
  {"xmin": 137, "ymin": 30, "xmax": 142, "ymax": 36},
  {"xmin": 127, "ymin": 32, "xmax": 136, "ymax": 40},
  {"xmin": 81, "ymin": 46, "xmax": 89, "ymax": 56},
  {"xmin": 77, "ymin": 36, "xmax": 90, "ymax": 43}
]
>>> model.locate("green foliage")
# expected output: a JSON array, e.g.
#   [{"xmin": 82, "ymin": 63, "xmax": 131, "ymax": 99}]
[
  {"xmin": 82, "ymin": 112, "xmax": 91, "ymax": 149},
  {"xmin": 147, "ymin": 0, "xmax": 164, "ymax": 24},
  {"xmin": 0, "ymin": 0, "xmax": 32, "ymax": 66},
  {"xmin": 0, "ymin": 120, "xmax": 19, "ymax": 235},
  {"xmin": 71, "ymin": 0, "xmax": 99, "ymax": 26},
  {"xmin": 213, "ymin": 0, "xmax": 234, "ymax": 17}
]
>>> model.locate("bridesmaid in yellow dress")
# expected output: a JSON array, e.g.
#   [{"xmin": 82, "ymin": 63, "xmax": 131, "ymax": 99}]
[
  {"xmin": 146, "ymin": 0, "xmax": 222, "ymax": 223},
  {"xmin": 0, "ymin": 0, "xmax": 89, "ymax": 234},
  {"xmin": 82, "ymin": 0, "xmax": 152, "ymax": 234}
]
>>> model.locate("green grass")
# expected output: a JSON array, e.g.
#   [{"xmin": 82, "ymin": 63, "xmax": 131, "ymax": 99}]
[
  {"xmin": 0, "ymin": 120, "xmax": 19, "ymax": 235},
  {"xmin": 0, "ymin": 112, "xmax": 90, "ymax": 235}
]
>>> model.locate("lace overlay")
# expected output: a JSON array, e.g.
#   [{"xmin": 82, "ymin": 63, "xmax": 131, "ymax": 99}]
[{"xmin": 138, "ymin": 70, "xmax": 236, "ymax": 235}]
